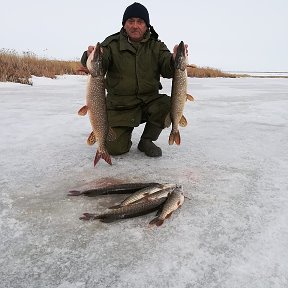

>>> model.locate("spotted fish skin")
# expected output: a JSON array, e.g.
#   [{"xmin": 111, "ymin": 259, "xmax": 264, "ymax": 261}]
[
  {"xmin": 132, "ymin": 184, "xmax": 178, "ymax": 204},
  {"xmin": 80, "ymin": 197, "xmax": 167, "ymax": 223},
  {"xmin": 109, "ymin": 183, "xmax": 176, "ymax": 209},
  {"xmin": 165, "ymin": 41, "xmax": 193, "ymax": 145},
  {"xmin": 149, "ymin": 187, "xmax": 185, "ymax": 226},
  {"xmin": 78, "ymin": 43, "xmax": 115, "ymax": 167}
]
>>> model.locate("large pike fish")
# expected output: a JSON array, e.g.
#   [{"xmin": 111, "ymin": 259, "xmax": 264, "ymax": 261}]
[
  {"xmin": 149, "ymin": 187, "xmax": 185, "ymax": 226},
  {"xmin": 80, "ymin": 197, "xmax": 167, "ymax": 223},
  {"xmin": 78, "ymin": 43, "xmax": 115, "ymax": 167},
  {"xmin": 165, "ymin": 41, "xmax": 194, "ymax": 145}
]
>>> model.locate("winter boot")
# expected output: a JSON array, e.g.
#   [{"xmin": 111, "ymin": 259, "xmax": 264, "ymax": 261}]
[{"xmin": 137, "ymin": 123, "xmax": 163, "ymax": 157}]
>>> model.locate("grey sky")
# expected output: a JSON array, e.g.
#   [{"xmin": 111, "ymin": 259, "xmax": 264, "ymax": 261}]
[{"xmin": 1, "ymin": 0, "xmax": 287, "ymax": 71}]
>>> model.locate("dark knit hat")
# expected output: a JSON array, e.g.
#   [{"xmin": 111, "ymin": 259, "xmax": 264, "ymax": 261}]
[{"xmin": 122, "ymin": 2, "xmax": 150, "ymax": 27}]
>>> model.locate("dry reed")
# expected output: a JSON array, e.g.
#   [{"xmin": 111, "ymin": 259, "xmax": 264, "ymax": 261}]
[
  {"xmin": 0, "ymin": 49, "xmax": 80, "ymax": 85},
  {"xmin": 0, "ymin": 49, "xmax": 241, "ymax": 85},
  {"xmin": 187, "ymin": 64, "xmax": 239, "ymax": 78}
]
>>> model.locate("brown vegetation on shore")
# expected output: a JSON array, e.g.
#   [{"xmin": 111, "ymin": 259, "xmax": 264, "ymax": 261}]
[
  {"xmin": 0, "ymin": 49, "xmax": 80, "ymax": 85},
  {"xmin": 187, "ymin": 64, "xmax": 240, "ymax": 78},
  {"xmin": 0, "ymin": 49, "xmax": 249, "ymax": 85}
]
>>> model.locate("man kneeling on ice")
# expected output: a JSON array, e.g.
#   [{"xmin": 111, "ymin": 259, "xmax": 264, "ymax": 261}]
[{"xmin": 81, "ymin": 2, "xmax": 188, "ymax": 157}]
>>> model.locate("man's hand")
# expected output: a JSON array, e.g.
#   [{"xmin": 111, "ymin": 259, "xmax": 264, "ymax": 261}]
[
  {"xmin": 87, "ymin": 45, "xmax": 95, "ymax": 57},
  {"xmin": 173, "ymin": 43, "xmax": 188, "ymax": 60}
]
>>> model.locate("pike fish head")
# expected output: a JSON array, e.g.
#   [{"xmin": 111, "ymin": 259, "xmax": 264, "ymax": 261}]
[
  {"xmin": 175, "ymin": 41, "xmax": 187, "ymax": 71},
  {"xmin": 87, "ymin": 42, "xmax": 104, "ymax": 77}
]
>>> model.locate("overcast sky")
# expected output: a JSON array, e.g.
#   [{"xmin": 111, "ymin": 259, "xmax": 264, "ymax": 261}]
[{"xmin": 1, "ymin": 0, "xmax": 287, "ymax": 72}]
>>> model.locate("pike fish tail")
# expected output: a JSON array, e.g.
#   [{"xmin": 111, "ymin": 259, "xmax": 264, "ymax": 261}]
[{"xmin": 94, "ymin": 149, "xmax": 112, "ymax": 166}]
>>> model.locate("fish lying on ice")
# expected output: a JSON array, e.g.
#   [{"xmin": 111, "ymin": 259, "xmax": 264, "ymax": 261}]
[
  {"xmin": 149, "ymin": 187, "xmax": 185, "ymax": 226},
  {"xmin": 67, "ymin": 182, "xmax": 160, "ymax": 197},
  {"xmin": 108, "ymin": 183, "xmax": 176, "ymax": 209},
  {"xmin": 80, "ymin": 197, "xmax": 167, "ymax": 223},
  {"xmin": 135, "ymin": 184, "xmax": 180, "ymax": 203}
]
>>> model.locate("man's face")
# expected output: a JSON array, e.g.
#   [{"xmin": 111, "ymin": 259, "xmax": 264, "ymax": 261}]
[{"xmin": 124, "ymin": 17, "xmax": 147, "ymax": 42}]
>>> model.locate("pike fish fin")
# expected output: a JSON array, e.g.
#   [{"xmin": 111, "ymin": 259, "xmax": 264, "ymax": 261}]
[
  {"xmin": 166, "ymin": 212, "xmax": 173, "ymax": 219},
  {"xmin": 179, "ymin": 115, "xmax": 188, "ymax": 127},
  {"xmin": 164, "ymin": 113, "xmax": 172, "ymax": 128},
  {"xmin": 186, "ymin": 94, "xmax": 194, "ymax": 101},
  {"xmin": 155, "ymin": 219, "xmax": 164, "ymax": 226},
  {"xmin": 78, "ymin": 105, "xmax": 88, "ymax": 116},
  {"xmin": 169, "ymin": 131, "xmax": 181, "ymax": 145},
  {"xmin": 149, "ymin": 217, "xmax": 159, "ymax": 226},
  {"xmin": 94, "ymin": 150, "xmax": 112, "ymax": 167},
  {"xmin": 87, "ymin": 132, "xmax": 96, "ymax": 145}
]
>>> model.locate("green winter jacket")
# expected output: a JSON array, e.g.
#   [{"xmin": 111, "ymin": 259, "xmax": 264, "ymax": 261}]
[{"xmin": 81, "ymin": 28, "xmax": 174, "ymax": 127}]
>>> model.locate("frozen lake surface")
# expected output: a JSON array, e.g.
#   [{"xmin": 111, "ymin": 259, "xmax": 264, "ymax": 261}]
[{"xmin": 1, "ymin": 75, "xmax": 288, "ymax": 288}]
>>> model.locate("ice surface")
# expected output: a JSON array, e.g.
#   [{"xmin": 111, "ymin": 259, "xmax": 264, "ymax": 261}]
[{"xmin": 1, "ymin": 75, "xmax": 288, "ymax": 287}]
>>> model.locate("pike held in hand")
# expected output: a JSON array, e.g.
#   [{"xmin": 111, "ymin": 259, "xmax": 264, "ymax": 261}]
[
  {"xmin": 78, "ymin": 43, "xmax": 115, "ymax": 167},
  {"xmin": 165, "ymin": 41, "xmax": 194, "ymax": 145}
]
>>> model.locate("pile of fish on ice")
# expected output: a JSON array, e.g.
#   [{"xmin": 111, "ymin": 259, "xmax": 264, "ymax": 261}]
[{"xmin": 68, "ymin": 182, "xmax": 185, "ymax": 226}]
